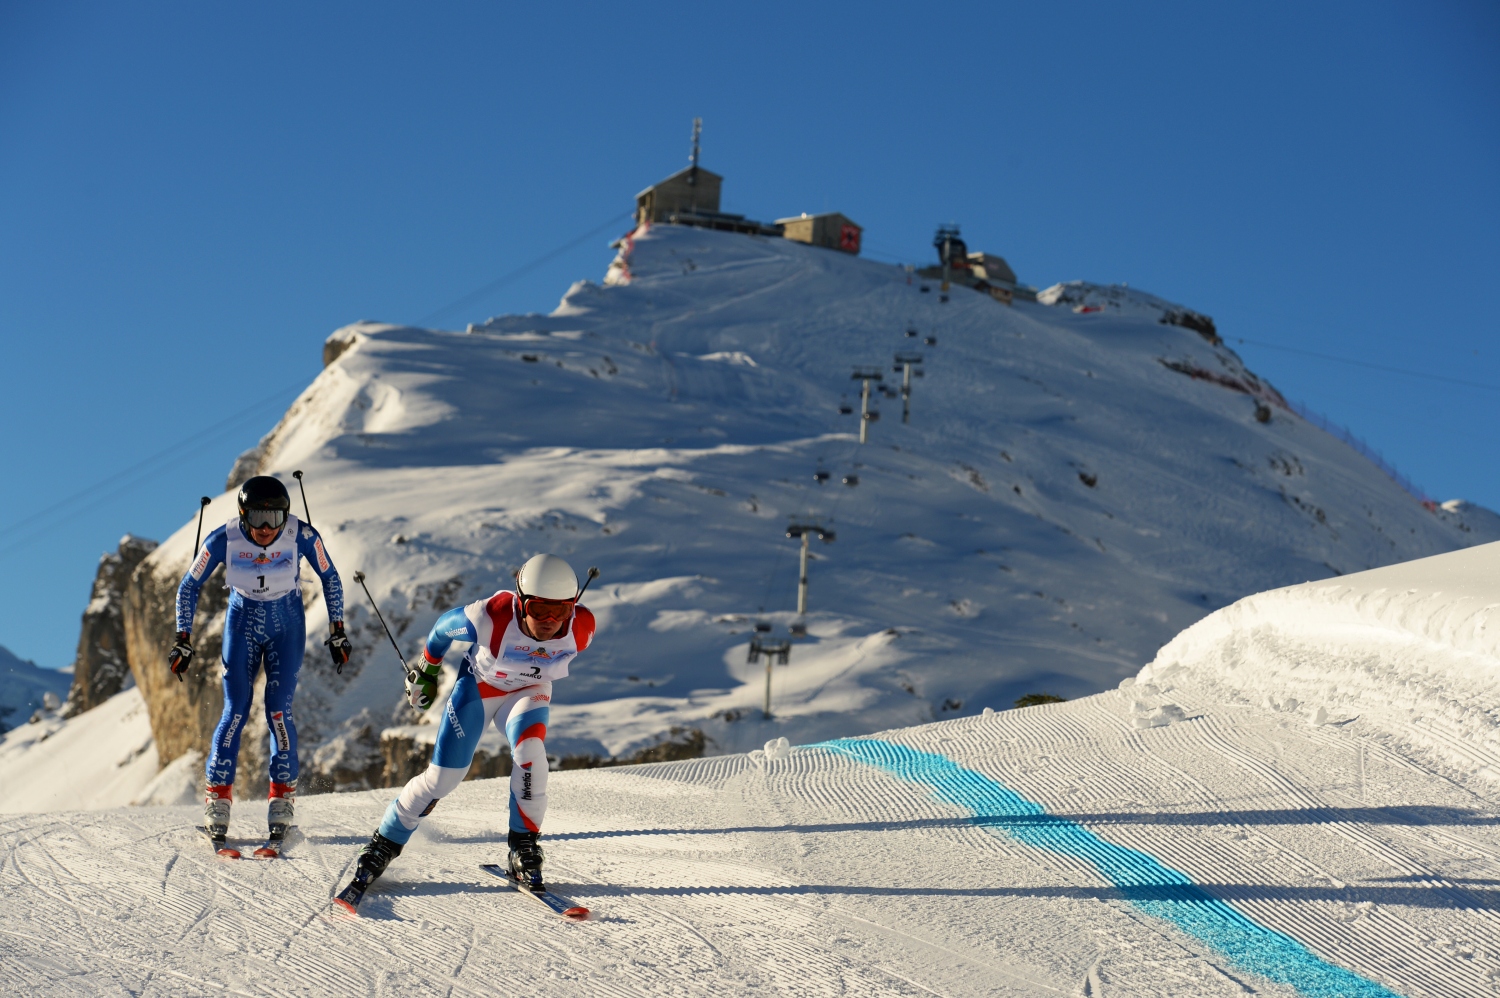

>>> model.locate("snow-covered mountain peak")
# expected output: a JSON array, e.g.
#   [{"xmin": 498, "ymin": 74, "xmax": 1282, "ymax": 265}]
[{"xmin": 117, "ymin": 222, "xmax": 1500, "ymax": 779}]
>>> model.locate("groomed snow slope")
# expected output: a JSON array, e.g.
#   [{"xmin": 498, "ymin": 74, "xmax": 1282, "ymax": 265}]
[
  {"xmin": 6, "ymin": 543, "xmax": 1500, "ymax": 997},
  {"xmin": 134, "ymin": 222, "xmax": 1497, "ymax": 768}
]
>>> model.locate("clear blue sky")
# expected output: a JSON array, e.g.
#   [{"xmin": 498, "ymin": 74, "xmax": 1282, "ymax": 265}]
[{"xmin": 2, "ymin": 1, "xmax": 1496, "ymax": 670}]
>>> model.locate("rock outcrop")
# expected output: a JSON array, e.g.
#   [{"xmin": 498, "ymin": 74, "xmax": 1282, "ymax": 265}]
[
  {"xmin": 62, "ymin": 535, "xmax": 158, "ymax": 717},
  {"xmin": 225, "ymin": 436, "xmax": 271, "ymax": 491}
]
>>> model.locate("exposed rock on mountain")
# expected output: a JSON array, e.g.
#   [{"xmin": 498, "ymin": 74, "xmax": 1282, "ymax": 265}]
[{"xmin": 62, "ymin": 534, "xmax": 157, "ymax": 718}]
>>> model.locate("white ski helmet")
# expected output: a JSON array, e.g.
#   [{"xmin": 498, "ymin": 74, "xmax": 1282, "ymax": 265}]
[{"xmin": 515, "ymin": 553, "xmax": 579, "ymax": 601}]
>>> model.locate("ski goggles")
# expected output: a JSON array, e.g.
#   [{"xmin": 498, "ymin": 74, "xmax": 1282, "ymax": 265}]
[
  {"xmin": 243, "ymin": 508, "xmax": 287, "ymax": 530},
  {"xmin": 521, "ymin": 595, "xmax": 575, "ymax": 621}
]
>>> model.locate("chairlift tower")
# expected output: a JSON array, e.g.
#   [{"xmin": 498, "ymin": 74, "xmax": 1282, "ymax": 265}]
[
  {"xmin": 851, "ymin": 367, "xmax": 884, "ymax": 443},
  {"xmin": 747, "ymin": 635, "xmax": 792, "ymax": 718},
  {"xmin": 786, "ymin": 522, "xmax": 836, "ymax": 616},
  {"xmin": 934, "ymin": 224, "xmax": 961, "ymax": 302},
  {"xmin": 894, "ymin": 352, "xmax": 923, "ymax": 423}
]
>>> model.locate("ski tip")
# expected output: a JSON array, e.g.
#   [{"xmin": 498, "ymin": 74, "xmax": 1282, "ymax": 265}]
[
  {"xmin": 252, "ymin": 846, "xmax": 280, "ymax": 859},
  {"xmin": 330, "ymin": 898, "xmax": 358, "ymax": 918},
  {"xmin": 562, "ymin": 906, "xmax": 590, "ymax": 921},
  {"xmin": 216, "ymin": 846, "xmax": 241, "ymax": 860}
]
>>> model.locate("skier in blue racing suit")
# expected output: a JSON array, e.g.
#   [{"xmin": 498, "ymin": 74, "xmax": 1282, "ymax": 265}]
[{"xmin": 170, "ymin": 475, "xmax": 350, "ymax": 844}]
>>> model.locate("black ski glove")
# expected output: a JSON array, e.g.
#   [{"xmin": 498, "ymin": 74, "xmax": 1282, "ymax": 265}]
[
  {"xmin": 168, "ymin": 631, "xmax": 194, "ymax": 681},
  {"xmin": 325, "ymin": 620, "xmax": 352, "ymax": 673}
]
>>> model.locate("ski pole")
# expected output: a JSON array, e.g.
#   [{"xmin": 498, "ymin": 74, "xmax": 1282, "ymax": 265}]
[
  {"xmin": 577, "ymin": 566, "xmax": 600, "ymax": 599},
  {"xmin": 192, "ymin": 496, "xmax": 211, "ymax": 557},
  {"xmin": 175, "ymin": 496, "xmax": 212, "ymax": 684},
  {"xmin": 292, "ymin": 470, "xmax": 312, "ymax": 527},
  {"xmin": 352, "ymin": 571, "xmax": 409, "ymax": 675}
]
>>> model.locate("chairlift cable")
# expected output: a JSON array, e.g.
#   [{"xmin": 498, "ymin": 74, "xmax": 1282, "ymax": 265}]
[
  {"xmin": 0, "ymin": 383, "xmax": 305, "ymax": 560},
  {"xmin": 417, "ymin": 210, "xmax": 635, "ymax": 328},
  {"xmin": 1233, "ymin": 337, "xmax": 1500, "ymax": 393}
]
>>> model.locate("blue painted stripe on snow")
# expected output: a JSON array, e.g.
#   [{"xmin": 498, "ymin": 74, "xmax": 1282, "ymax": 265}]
[{"xmin": 818, "ymin": 738, "xmax": 1401, "ymax": 998}]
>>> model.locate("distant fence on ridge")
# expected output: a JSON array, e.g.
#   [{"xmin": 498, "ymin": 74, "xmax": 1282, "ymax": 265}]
[{"xmin": 1287, "ymin": 400, "xmax": 1434, "ymax": 507}]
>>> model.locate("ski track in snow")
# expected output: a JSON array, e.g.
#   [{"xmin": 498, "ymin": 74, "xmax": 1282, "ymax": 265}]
[{"xmin": 6, "ymin": 686, "xmax": 1499, "ymax": 996}]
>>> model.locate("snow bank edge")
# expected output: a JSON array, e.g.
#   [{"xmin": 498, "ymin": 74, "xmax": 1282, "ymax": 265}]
[{"xmin": 1140, "ymin": 541, "xmax": 1500, "ymax": 789}]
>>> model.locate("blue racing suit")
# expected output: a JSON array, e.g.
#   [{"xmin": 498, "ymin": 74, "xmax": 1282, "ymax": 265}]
[{"xmin": 176, "ymin": 514, "xmax": 343, "ymax": 787}]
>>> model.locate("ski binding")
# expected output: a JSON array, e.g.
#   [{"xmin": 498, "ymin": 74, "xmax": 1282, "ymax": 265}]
[
  {"xmin": 197, "ymin": 825, "xmax": 241, "ymax": 860},
  {"xmin": 480, "ymin": 863, "xmax": 590, "ymax": 921}
]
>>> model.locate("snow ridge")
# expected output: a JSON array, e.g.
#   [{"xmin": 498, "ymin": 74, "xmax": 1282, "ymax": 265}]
[{"xmin": 1142, "ymin": 540, "xmax": 1500, "ymax": 789}]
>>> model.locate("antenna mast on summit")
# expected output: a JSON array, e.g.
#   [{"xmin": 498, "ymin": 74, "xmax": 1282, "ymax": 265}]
[{"xmin": 688, "ymin": 117, "xmax": 702, "ymax": 184}]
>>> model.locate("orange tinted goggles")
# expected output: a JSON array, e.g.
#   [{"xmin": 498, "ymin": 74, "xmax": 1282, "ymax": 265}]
[{"xmin": 522, "ymin": 596, "xmax": 575, "ymax": 621}]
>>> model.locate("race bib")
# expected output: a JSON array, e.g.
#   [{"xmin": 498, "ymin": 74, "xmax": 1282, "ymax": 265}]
[
  {"xmin": 224, "ymin": 515, "xmax": 301, "ymax": 601},
  {"xmin": 466, "ymin": 592, "xmax": 580, "ymax": 690}
]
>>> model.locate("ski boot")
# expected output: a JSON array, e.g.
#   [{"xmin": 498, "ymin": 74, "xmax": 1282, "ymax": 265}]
[
  {"xmin": 267, "ymin": 782, "xmax": 295, "ymax": 837},
  {"xmin": 507, "ymin": 830, "xmax": 545, "ymax": 891},
  {"xmin": 204, "ymin": 785, "xmax": 238, "ymax": 858},
  {"xmin": 255, "ymin": 781, "xmax": 295, "ymax": 858},
  {"xmin": 333, "ymin": 831, "xmax": 404, "ymax": 915}
]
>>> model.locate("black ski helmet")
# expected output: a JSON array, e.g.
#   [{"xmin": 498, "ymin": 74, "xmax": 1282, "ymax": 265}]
[{"xmin": 238, "ymin": 476, "xmax": 291, "ymax": 537}]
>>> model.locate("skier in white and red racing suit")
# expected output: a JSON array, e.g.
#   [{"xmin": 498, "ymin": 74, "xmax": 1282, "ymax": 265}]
[{"xmin": 342, "ymin": 554, "xmax": 594, "ymax": 901}]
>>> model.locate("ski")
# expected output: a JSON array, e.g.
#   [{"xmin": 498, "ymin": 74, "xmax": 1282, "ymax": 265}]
[
  {"xmin": 252, "ymin": 833, "xmax": 285, "ymax": 859},
  {"xmin": 479, "ymin": 863, "xmax": 590, "ymax": 921},
  {"xmin": 196, "ymin": 825, "xmax": 242, "ymax": 860},
  {"xmin": 251, "ymin": 825, "xmax": 299, "ymax": 860}
]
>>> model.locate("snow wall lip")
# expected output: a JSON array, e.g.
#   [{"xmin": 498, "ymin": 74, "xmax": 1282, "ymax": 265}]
[{"xmin": 1140, "ymin": 539, "xmax": 1500, "ymax": 788}]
